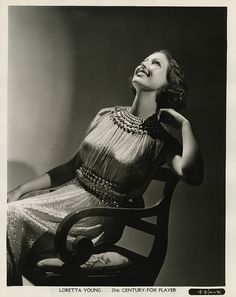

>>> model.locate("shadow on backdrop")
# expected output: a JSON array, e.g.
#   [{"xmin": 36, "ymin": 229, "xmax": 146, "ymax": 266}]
[{"xmin": 8, "ymin": 160, "xmax": 37, "ymax": 192}]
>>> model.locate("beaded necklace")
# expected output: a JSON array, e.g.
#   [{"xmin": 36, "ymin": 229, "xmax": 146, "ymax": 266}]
[{"xmin": 111, "ymin": 106, "xmax": 168, "ymax": 139}]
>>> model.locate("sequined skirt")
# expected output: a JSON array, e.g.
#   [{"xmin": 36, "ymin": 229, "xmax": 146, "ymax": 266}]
[{"xmin": 7, "ymin": 180, "xmax": 125, "ymax": 285}]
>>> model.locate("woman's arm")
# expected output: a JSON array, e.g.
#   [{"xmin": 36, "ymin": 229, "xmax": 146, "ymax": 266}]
[
  {"xmin": 7, "ymin": 153, "xmax": 81, "ymax": 203},
  {"xmin": 158, "ymin": 108, "xmax": 204, "ymax": 185},
  {"xmin": 47, "ymin": 153, "xmax": 80, "ymax": 187},
  {"xmin": 7, "ymin": 173, "xmax": 51, "ymax": 203}
]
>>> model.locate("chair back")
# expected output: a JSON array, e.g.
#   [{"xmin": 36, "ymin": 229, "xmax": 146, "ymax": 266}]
[
  {"xmin": 148, "ymin": 167, "xmax": 179, "ymax": 283},
  {"xmin": 125, "ymin": 167, "xmax": 179, "ymax": 284}
]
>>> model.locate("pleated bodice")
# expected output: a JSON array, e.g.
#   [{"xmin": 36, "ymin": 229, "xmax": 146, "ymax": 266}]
[{"xmin": 76, "ymin": 106, "xmax": 169, "ymax": 203}]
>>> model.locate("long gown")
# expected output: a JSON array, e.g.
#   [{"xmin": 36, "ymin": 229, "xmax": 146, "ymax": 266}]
[{"xmin": 7, "ymin": 106, "xmax": 172, "ymax": 285}]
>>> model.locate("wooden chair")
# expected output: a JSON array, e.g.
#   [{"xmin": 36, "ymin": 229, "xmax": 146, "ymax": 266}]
[{"xmin": 22, "ymin": 167, "xmax": 179, "ymax": 286}]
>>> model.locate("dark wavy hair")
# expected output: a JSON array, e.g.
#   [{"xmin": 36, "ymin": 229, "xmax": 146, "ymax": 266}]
[{"xmin": 131, "ymin": 49, "xmax": 187, "ymax": 111}]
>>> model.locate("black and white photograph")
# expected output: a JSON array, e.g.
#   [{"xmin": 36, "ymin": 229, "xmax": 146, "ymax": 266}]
[{"xmin": 1, "ymin": 0, "xmax": 236, "ymax": 296}]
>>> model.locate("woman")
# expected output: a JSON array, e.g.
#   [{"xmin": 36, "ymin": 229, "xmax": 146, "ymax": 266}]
[{"xmin": 7, "ymin": 50, "xmax": 204, "ymax": 285}]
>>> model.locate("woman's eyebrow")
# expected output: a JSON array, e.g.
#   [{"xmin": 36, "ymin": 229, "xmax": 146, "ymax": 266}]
[
  {"xmin": 153, "ymin": 58, "xmax": 162, "ymax": 65},
  {"xmin": 141, "ymin": 57, "xmax": 163, "ymax": 65}
]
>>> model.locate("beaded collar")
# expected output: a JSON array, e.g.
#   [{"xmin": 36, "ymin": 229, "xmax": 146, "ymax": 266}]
[{"xmin": 111, "ymin": 106, "xmax": 169, "ymax": 138}]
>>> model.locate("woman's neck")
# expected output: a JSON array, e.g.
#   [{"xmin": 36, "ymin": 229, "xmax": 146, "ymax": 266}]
[{"xmin": 129, "ymin": 91, "xmax": 157, "ymax": 120}]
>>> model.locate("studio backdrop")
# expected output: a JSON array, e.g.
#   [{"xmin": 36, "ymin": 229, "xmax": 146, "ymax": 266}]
[{"xmin": 8, "ymin": 6, "xmax": 226, "ymax": 286}]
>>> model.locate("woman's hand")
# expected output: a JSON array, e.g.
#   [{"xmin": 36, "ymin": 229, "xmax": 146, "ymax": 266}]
[
  {"xmin": 7, "ymin": 173, "xmax": 52, "ymax": 203},
  {"xmin": 7, "ymin": 188, "xmax": 23, "ymax": 203},
  {"xmin": 157, "ymin": 108, "xmax": 189, "ymax": 129}
]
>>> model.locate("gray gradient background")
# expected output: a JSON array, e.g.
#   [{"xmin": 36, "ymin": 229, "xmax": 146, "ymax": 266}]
[{"xmin": 8, "ymin": 6, "xmax": 226, "ymax": 286}]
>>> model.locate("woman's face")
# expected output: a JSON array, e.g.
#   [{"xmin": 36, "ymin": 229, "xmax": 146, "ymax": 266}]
[{"xmin": 132, "ymin": 52, "xmax": 169, "ymax": 93}]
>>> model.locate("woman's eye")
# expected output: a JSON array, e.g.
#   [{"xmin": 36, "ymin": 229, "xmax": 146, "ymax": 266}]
[{"xmin": 153, "ymin": 60, "xmax": 161, "ymax": 66}]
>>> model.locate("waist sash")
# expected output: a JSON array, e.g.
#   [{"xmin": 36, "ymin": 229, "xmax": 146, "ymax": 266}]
[{"xmin": 74, "ymin": 165, "xmax": 129, "ymax": 207}]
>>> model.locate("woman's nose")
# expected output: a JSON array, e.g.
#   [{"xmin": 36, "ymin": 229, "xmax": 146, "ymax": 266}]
[{"xmin": 141, "ymin": 61, "xmax": 148, "ymax": 68}]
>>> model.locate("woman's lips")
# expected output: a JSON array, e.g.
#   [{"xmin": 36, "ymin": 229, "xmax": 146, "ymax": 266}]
[{"xmin": 136, "ymin": 68, "xmax": 150, "ymax": 77}]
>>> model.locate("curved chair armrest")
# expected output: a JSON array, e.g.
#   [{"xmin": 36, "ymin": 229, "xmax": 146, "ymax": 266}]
[
  {"xmin": 55, "ymin": 201, "xmax": 168, "ymax": 263},
  {"xmin": 55, "ymin": 174, "xmax": 178, "ymax": 263}
]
